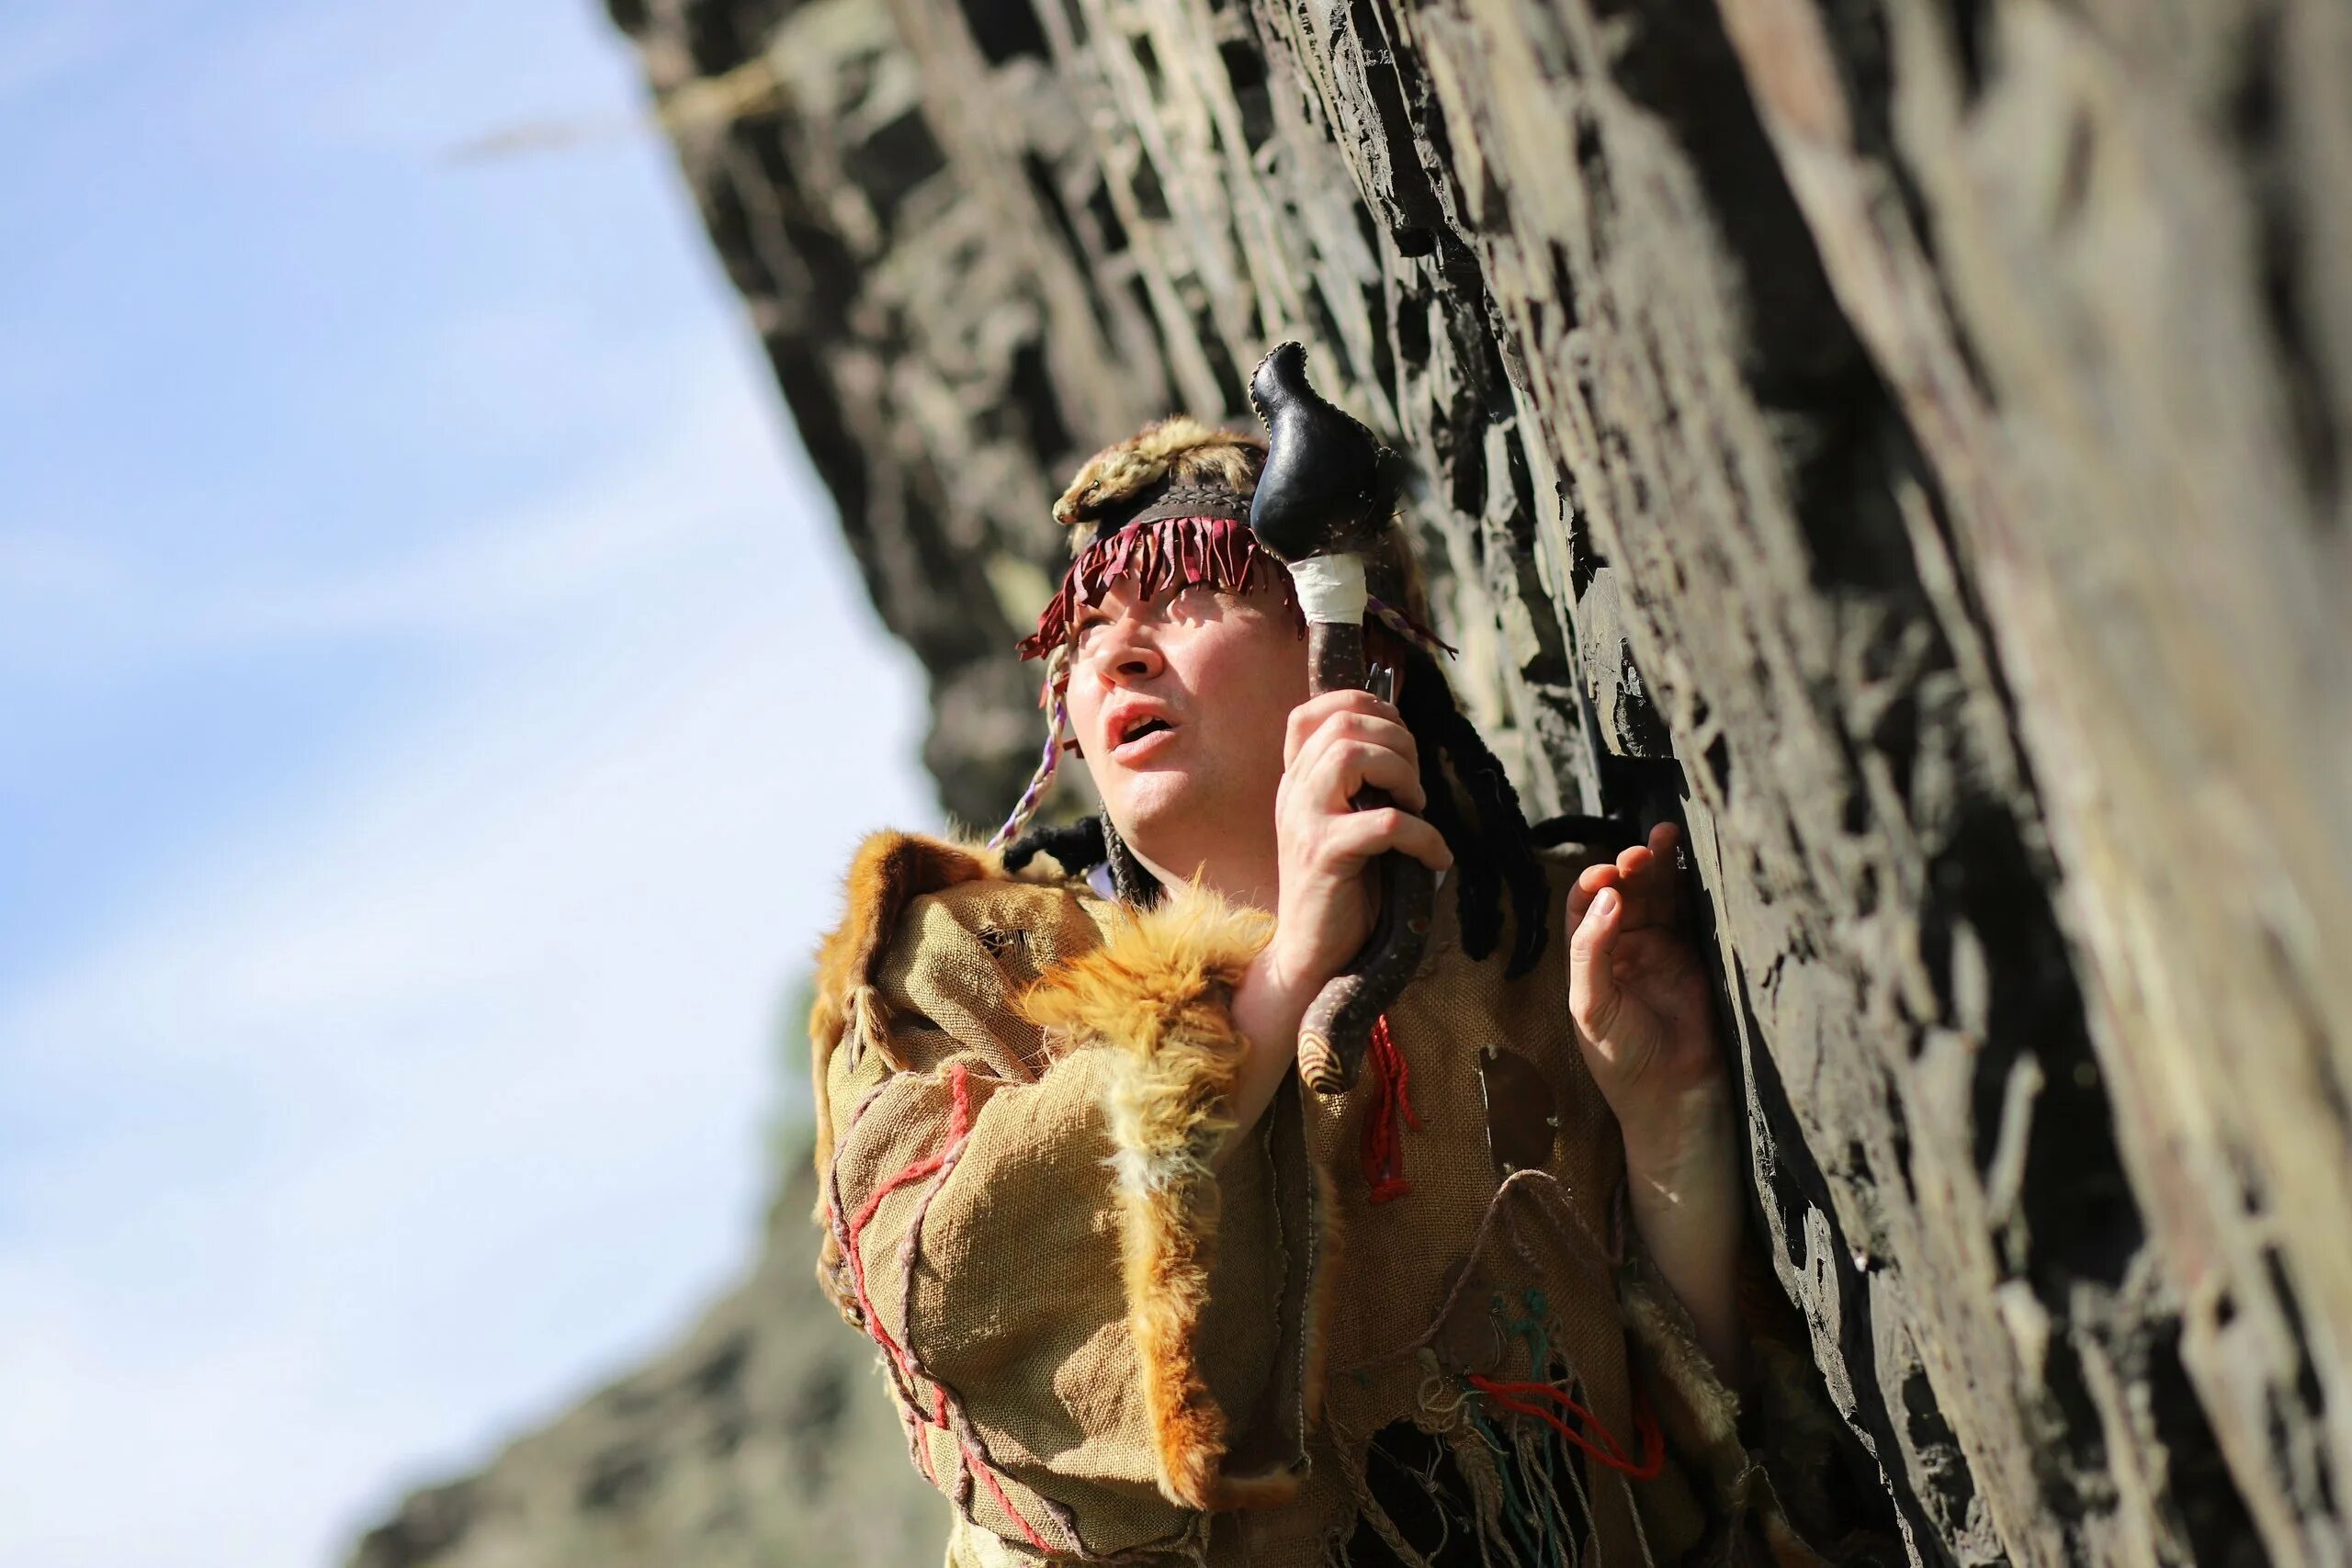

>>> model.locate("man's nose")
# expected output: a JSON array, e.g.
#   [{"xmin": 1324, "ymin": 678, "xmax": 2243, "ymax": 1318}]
[
  {"xmin": 1091, "ymin": 621, "xmax": 1164, "ymax": 683},
  {"xmin": 1106, "ymin": 640, "xmax": 1163, "ymax": 682}
]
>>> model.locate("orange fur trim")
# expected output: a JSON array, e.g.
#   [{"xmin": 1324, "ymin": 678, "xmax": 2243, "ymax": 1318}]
[
  {"xmin": 1020, "ymin": 889, "xmax": 1284, "ymax": 1510},
  {"xmin": 1052, "ymin": 417, "xmax": 1267, "ymax": 534}
]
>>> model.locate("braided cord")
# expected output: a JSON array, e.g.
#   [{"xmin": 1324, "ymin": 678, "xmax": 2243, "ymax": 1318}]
[{"xmin": 987, "ymin": 655, "xmax": 1071, "ymax": 852}]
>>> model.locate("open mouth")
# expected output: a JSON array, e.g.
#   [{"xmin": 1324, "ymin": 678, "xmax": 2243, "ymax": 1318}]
[{"xmin": 1112, "ymin": 714, "xmax": 1175, "ymax": 752}]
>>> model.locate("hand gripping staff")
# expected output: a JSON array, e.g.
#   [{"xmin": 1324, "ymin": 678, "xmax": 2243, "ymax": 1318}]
[{"xmin": 1247, "ymin": 342, "xmax": 1436, "ymax": 1096}]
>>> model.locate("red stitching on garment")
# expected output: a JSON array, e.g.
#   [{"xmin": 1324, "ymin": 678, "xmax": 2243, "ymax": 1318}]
[
  {"xmin": 902, "ymin": 1403, "xmax": 939, "ymax": 1483},
  {"xmin": 1468, "ymin": 1374, "xmax": 1666, "ymax": 1480},
  {"xmin": 967, "ymin": 1441, "xmax": 1055, "ymax": 1551},
  {"xmin": 840, "ymin": 1066, "xmax": 1062, "ymax": 1552},
  {"xmin": 843, "ymin": 1065, "xmax": 976, "ymax": 1392},
  {"xmin": 1360, "ymin": 1015, "xmax": 1421, "ymax": 1203}
]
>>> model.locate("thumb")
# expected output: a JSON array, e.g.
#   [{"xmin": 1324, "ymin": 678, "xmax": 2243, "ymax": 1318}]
[{"xmin": 1569, "ymin": 886, "xmax": 1622, "ymax": 1039}]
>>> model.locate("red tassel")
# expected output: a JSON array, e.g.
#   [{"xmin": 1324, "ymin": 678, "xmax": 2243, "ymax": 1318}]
[
  {"xmin": 1360, "ymin": 1015, "xmax": 1419, "ymax": 1204},
  {"xmin": 1016, "ymin": 514, "xmax": 1450, "ymax": 666}
]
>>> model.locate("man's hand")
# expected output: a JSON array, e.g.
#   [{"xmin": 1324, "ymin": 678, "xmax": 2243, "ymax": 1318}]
[
  {"xmin": 1222, "ymin": 690, "xmax": 1449, "ymax": 1161},
  {"xmin": 1567, "ymin": 823, "xmax": 1747, "ymax": 1381},
  {"xmin": 1266, "ymin": 689, "xmax": 1452, "ymax": 987},
  {"xmin": 1566, "ymin": 823, "xmax": 1728, "ymax": 1163}
]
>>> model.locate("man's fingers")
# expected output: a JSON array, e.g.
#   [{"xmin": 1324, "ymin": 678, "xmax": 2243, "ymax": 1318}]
[
  {"xmin": 1614, "ymin": 844, "xmax": 1665, "ymax": 929},
  {"xmin": 1650, "ymin": 822, "xmax": 1682, "ymax": 920},
  {"xmin": 1326, "ymin": 807, "xmax": 1453, "ymax": 873},
  {"xmin": 1568, "ymin": 886, "xmax": 1623, "ymax": 1038},
  {"xmin": 1641, "ymin": 822, "xmax": 1683, "ymax": 924},
  {"xmin": 1283, "ymin": 690, "xmax": 1407, "ymax": 768},
  {"xmin": 1289, "ymin": 708, "xmax": 1419, "ymax": 784},
  {"xmin": 1567, "ymin": 861, "xmax": 1618, "ymax": 928},
  {"xmin": 1301, "ymin": 735, "xmax": 1427, "ymax": 814},
  {"xmin": 1613, "ymin": 824, "xmax": 1687, "ymax": 930}
]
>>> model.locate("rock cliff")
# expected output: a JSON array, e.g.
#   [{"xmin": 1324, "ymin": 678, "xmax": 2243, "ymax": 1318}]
[{"xmin": 351, "ymin": 0, "xmax": 2349, "ymax": 1563}]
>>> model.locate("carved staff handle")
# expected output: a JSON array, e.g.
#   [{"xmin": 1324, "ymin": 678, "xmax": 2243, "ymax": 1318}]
[
  {"xmin": 1248, "ymin": 341, "xmax": 1437, "ymax": 1096},
  {"xmin": 1289, "ymin": 561, "xmax": 1437, "ymax": 1094}
]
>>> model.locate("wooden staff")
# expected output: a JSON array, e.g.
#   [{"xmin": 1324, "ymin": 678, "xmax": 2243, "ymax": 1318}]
[{"xmin": 1248, "ymin": 343, "xmax": 1436, "ymax": 1095}]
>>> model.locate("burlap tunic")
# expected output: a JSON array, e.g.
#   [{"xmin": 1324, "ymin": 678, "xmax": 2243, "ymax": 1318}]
[{"xmin": 809, "ymin": 833, "xmax": 1875, "ymax": 1568}]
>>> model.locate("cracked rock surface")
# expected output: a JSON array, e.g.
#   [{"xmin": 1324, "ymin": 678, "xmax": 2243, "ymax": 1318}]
[{"xmin": 349, "ymin": 0, "xmax": 2348, "ymax": 1563}]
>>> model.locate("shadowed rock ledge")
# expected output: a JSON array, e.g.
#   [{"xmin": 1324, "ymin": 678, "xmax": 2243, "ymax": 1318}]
[{"xmin": 349, "ymin": 0, "xmax": 2348, "ymax": 1563}]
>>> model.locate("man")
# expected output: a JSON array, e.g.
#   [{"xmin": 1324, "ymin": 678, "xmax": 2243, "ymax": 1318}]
[{"xmin": 810, "ymin": 418, "xmax": 1876, "ymax": 1566}]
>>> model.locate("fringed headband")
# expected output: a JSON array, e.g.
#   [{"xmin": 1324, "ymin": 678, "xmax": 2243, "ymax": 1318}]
[{"xmin": 1013, "ymin": 506, "xmax": 1294, "ymax": 665}]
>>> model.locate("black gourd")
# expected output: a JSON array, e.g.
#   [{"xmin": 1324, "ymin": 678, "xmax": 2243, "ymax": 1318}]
[{"xmin": 1247, "ymin": 342, "xmax": 1385, "ymax": 561}]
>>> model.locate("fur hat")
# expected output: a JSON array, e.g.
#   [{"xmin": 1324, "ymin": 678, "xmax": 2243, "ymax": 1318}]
[{"xmin": 1051, "ymin": 417, "xmax": 1267, "ymax": 544}]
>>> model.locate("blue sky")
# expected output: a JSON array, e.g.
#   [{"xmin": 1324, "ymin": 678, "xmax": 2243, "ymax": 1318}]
[{"xmin": 0, "ymin": 3, "xmax": 933, "ymax": 1564}]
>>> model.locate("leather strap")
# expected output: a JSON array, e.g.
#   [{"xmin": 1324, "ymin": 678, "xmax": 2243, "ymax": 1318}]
[{"xmin": 1116, "ymin": 481, "xmax": 1251, "ymax": 529}]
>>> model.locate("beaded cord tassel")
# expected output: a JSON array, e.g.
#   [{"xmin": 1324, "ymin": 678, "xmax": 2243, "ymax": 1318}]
[{"xmin": 987, "ymin": 653, "xmax": 1072, "ymax": 852}]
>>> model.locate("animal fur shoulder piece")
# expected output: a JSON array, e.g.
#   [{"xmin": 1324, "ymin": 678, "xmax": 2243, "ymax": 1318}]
[
  {"xmin": 1052, "ymin": 416, "xmax": 1267, "ymax": 533},
  {"xmin": 1018, "ymin": 888, "xmax": 1323, "ymax": 1512},
  {"xmin": 808, "ymin": 830, "xmax": 1004, "ymax": 1179}
]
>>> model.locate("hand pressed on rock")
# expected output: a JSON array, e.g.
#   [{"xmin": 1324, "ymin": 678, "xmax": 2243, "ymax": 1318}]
[
  {"xmin": 1566, "ymin": 823, "xmax": 1729, "ymax": 1166},
  {"xmin": 1567, "ymin": 821, "xmax": 1748, "ymax": 1379}
]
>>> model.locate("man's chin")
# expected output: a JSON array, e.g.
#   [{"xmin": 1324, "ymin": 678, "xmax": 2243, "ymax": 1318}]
[{"xmin": 1106, "ymin": 773, "xmax": 1205, "ymax": 840}]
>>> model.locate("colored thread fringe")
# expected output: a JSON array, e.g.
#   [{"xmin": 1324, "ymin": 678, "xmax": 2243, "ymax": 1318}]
[
  {"xmin": 1360, "ymin": 1014, "xmax": 1421, "ymax": 1204},
  {"xmin": 1468, "ymin": 1374, "xmax": 1666, "ymax": 1482},
  {"xmin": 1369, "ymin": 597, "xmax": 1458, "ymax": 660}
]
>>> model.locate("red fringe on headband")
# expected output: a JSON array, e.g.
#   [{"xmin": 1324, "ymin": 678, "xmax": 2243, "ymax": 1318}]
[{"xmin": 1015, "ymin": 516, "xmax": 1296, "ymax": 663}]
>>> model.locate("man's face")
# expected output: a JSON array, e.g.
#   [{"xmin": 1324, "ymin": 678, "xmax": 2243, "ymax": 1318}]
[{"xmin": 1062, "ymin": 573, "xmax": 1309, "ymax": 872}]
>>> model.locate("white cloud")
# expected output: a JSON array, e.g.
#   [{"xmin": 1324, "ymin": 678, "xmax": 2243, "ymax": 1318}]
[{"xmin": 0, "ymin": 331, "xmax": 935, "ymax": 1568}]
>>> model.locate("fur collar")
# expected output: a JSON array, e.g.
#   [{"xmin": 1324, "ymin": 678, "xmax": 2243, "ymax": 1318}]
[{"xmin": 809, "ymin": 832, "xmax": 1019, "ymax": 1177}]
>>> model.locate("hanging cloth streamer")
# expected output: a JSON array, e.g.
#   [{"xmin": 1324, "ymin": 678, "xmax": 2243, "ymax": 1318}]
[{"xmin": 1287, "ymin": 553, "xmax": 1369, "ymax": 625}]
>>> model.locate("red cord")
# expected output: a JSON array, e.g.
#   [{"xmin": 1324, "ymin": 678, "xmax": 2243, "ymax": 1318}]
[
  {"xmin": 914, "ymin": 1426, "xmax": 937, "ymax": 1483},
  {"xmin": 967, "ymin": 1442, "xmax": 1055, "ymax": 1551},
  {"xmin": 1360, "ymin": 1015, "xmax": 1420, "ymax": 1203},
  {"xmin": 1469, "ymin": 1374, "xmax": 1667, "ymax": 1481},
  {"xmin": 839, "ymin": 1068, "xmax": 1058, "ymax": 1551},
  {"xmin": 843, "ymin": 1066, "xmax": 974, "ymax": 1401}
]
